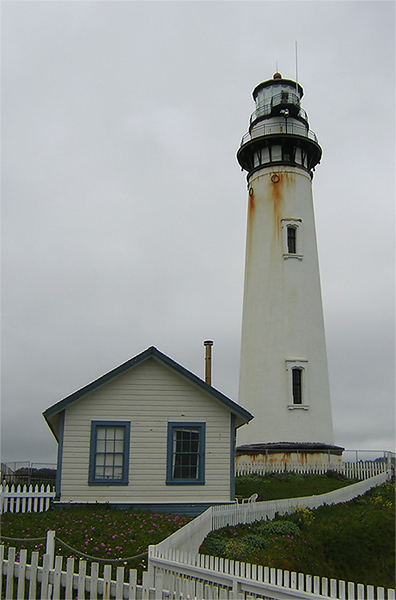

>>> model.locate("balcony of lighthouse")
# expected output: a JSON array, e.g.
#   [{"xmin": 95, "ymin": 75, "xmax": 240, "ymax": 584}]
[
  {"xmin": 240, "ymin": 120, "xmax": 319, "ymax": 147},
  {"xmin": 237, "ymin": 129, "xmax": 322, "ymax": 175}
]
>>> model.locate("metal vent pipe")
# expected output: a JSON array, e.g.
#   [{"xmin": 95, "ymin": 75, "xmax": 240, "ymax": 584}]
[{"xmin": 203, "ymin": 340, "xmax": 214, "ymax": 386}]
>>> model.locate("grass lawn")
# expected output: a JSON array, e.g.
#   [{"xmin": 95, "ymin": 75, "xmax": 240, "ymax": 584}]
[
  {"xmin": 200, "ymin": 481, "xmax": 395, "ymax": 589},
  {"xmin": 235, "ymin": 470, "xmax": 356, "ymax": 501},
  {"xmin": 1, "ymin": 506, "xmax": 192, "ymax": 580}
]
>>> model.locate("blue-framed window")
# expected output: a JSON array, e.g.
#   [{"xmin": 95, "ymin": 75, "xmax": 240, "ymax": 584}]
[
  {"xmin": 166, "ymin": 422, "xmax": 205, "ymax": 485},
  {"xmin": 89, "ymin": 421, "xmax": 130, "ymax": 485}
]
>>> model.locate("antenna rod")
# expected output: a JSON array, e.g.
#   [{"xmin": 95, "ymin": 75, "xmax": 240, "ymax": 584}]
[{"xmin": 295, "ymin": 41, "xmax": 298, "ymax": 84}]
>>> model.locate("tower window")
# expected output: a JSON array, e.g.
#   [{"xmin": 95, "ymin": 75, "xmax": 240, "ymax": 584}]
[
  {"xmin": 282, "ymin": 219, "xmax": 302, "ymax": 260},
  {"xmin": 292, "ymin": 368, "xmax": 302, "ymax": 404},
  {"xmin": 286, "ymin": 359, "xmax": 308, "ymax": 409},
  {"xmin": 287, "ymin": 226, "xmax": 297, "ymax": 254}
]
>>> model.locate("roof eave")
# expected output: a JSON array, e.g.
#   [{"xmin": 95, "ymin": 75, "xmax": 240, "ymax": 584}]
[{"xmin": 42, "ymin": 346, "xmax": 254, "ymax": 427}]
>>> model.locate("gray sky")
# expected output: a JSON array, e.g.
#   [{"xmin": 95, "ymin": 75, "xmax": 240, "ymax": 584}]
[{"xmin": 2, "ymin": 1, "xmax": 395, "ymax": 466}]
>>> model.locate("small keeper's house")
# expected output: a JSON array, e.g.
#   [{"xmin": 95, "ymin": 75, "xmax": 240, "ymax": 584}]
[{"xmin": 43, "ymin": 346, "xmax": 253, "ymax": 515}]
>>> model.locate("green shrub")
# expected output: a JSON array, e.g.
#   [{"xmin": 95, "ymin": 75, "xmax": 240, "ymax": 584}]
[
  {"xmin": 243, "ymin": 535, "xmax": 269, "ymax": 554},
  {"xmin": 237, "ymin": 475, "xmax": 265, "ymax": 486},
  {"xmin": 225, "ymin": 539, "xmax": 247, "ymax": 560},
  {"xmin": 203, "ymin": 536, "xmax": 228, "ymax": 557},
  {"xmin": 224, "ymin": 535, "xmax": 269, "ymax": 560},
  {"xmin": 256, "ymin": 520, "xmax": 300, "ymax": 537}
]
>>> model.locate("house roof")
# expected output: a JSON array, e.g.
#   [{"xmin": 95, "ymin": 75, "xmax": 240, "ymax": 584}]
[{"xmin": 43, "ymin": 346, "xmax": 253, "ymax": 439}]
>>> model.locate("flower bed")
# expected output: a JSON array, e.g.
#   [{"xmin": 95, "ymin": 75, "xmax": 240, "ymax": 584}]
[{"xmin": 1, "ymin": 505, "xmax": 192, "ymax": 579}]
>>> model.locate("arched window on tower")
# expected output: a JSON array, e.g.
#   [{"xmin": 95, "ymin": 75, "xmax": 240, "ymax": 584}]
[
  {"xmin": 292, "ymin": 368, "xmax": 303, "ymax": 404},
  {"xmin": 287, "ymin": 226, "xmax": 297, "ymax": 254},
  {"xmin": 286, "ymin": 359, "xmax": 308, "ymax": 410},
  {"xmin": 282, "ymin": 219, "xmax": 303, "ymax": 260}
]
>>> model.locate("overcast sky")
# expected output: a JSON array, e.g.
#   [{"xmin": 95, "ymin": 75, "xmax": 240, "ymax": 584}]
[{"xmin": 1, "ymin": 1, "xmax": 395, "ymax": 467}]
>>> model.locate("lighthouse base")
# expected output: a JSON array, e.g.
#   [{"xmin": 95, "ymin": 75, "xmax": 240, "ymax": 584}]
[{"xmin": 236, "ymin": 442, "xmax": 345, "ymax": 475}]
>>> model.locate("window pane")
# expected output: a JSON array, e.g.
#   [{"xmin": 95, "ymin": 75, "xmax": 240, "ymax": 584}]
[
  {"xmin": 105, "ymin": 454, "xmax": 114, "ymax": 466},
  {"xmin": 287, "ymin": 227, "xmax": 296, "ymax": 254},
  {"xmin": 172, "ymin": 427, "xmax": 201, "ymax": 479},
  {"xmin": 95, "ymin": 465, "xmax": 105, "ymax": 478},
  {"xmin": 106, "ymin": 428, "xmax": 115, "ymax": 440},
  {"xmin": 104, "ymin": 466, "xmax": 113, "ymax": 477},
  {"xmin": 114, "ymin": 454, "xmax": 123, "ymax": 466},
  {"xmin": 292, "ymin": 369, "xmax": 302, "ymax": 404},
  {"xmin": 115, "ymin": 440, "xmax": 124, "ymax": 452},
  {"xmin": 113, "ymin": 467, "xmax": 123, "ymax": 479},
  {"xmin": 190, "ymin": 436, "xmax": 199, "ymax": 453},
  {"xmin": 96, "ymin": 454, "xmax": 105, "ymax": 466},
  {"xmin": 105, "ymin": 440, "xmax": 115, "ymax": 453},
  {"xmin": 97, "ymin": 428, "xmax": 107, "ymax": 440}
]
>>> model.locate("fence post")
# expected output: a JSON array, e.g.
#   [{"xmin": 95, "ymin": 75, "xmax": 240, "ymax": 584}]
[
  {"xmin": 5, "ymin": 546, "xmax": 15, "ymax": 600},
  {"xmin": 142, "ymin": 571, "xmax": 150, "ymax": 600},
  {"xmin": 147, "ymin": 545, "xmax": 155, "ymax": 587},
  {"xmin": 103, "ymin": 564, "xmax": 112, "ymax": 600},
  {"xmin": 46, "ymin": 530, "xmax": 55, "ymax": 570}
]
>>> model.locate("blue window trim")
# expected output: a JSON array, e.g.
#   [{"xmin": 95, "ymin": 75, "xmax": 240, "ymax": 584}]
[
  {"xmin": 88, "ymin": 421, "xmax": 130, "ymax": 486},
  {"xmin": 166, "ymin": 422, "xmax": 205, "ymax": 485}
]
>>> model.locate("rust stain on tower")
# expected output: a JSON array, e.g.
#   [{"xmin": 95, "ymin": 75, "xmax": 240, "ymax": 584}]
[
  {"xmin": 270, "ymin": 172, "xmax": 297, "ymax": 239},
  {"xmin": 269, "ymin": 173, "xmax": 284, "ymax": 239},
  {"xmin": 246, "ymin": 190, "xmax": 255, "ymax": 263}
]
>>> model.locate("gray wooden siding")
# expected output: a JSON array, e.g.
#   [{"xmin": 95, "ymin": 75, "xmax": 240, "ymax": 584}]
[{"xmin": 61, "ymin": 358, "xmax": 233, "ymax": 503}]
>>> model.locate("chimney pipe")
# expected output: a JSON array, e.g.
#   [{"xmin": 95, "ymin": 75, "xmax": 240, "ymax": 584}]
[{"xmin": 203, "ymin": 340, "xmax": 214, "ymax": 386}]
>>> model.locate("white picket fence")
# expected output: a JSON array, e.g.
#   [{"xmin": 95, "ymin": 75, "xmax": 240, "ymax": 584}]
[
  {"xmin": 212, "ymin": 471, "xmax": 391, "ymax": 531},
  {"xmin": 2, "ymin": 532, "xmax": 395, "ymax": 600},
  {"xmin": 0, "ymin": 484, "xmax": 55, "ymax": 514},
  {"xmin": 148, "ymin": 546, "xmax": 395, "ymax": 600},
  {"xmin": 1, "ymin": 538, "xmax": 145, "ymax": 600},
  {"xmin": 341, "ymin": 460, "xmax": 389, "ymax": 480},
  {"xmin": 236, "ymin": 459, "xmax": 390, "ymax": 479}
]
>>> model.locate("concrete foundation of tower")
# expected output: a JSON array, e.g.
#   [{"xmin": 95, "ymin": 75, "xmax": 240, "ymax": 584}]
[{"xmin": 236, "ymin": 442, "xmax": 345, "ymax": 473}]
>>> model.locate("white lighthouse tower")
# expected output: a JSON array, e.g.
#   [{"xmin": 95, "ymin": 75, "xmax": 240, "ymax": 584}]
[{"xmin": 236, "ymin": 73, "xmax": 341, "ymax": 467}]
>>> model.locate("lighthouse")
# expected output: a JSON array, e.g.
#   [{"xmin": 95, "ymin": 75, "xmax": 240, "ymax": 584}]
[{"xmin": 236, "ymin": 73, "xmax": 341, "ymax": 467}]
